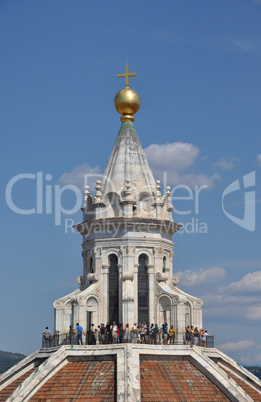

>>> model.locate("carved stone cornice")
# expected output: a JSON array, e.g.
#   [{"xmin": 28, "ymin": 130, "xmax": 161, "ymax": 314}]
[{"xmin": 74, "ymin": 218, "xmax": 182, "ymax": 236}]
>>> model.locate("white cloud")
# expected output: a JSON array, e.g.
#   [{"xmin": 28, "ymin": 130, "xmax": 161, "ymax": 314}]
[
  {"xmin": 175, "ymin": 267, "xmax": 226, "ymax": 287},
  {"xmin": 257, "ymin": 154, "xmax": 261, "ymax": 165},
  {"xmin": 229, "ymin": 39, "xmax": 255, "ymax": 52},
  {"xmin": 219, "ymin": 271, "xmax": 261, "ymax": 294},
  {"xmin": 58, "ymin": 163, "xmax": 101, "ymax": 192},
  {"xmin": 246, "ymin": 305, "xmax": 261, "ymax": 320},
  {"xmin": 178, "ymin": 267, "xmax": 261, "ymax": 325},
  {"xmin": 240, "ymin": 353, "xmax": 261, "ymax": 365},
  {"xmin": 144, "ymin": 142, "xmax": 220, "ymax": 188},
  {"xmin": 145, "ymin": 142, "xmax": 199, "ymax": 170},
  {"xmin": 219, "ymin": 340, "xmax": 255, "ymax": 352},
  {"xmin": 214, "ymin": 157, "xmax": 239, "ymax": 170}
]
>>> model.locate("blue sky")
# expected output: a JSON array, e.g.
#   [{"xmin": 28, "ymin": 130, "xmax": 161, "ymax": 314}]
[{"xmin": 1, "ymin": 0, "xmax": 261, "ymax": 365}]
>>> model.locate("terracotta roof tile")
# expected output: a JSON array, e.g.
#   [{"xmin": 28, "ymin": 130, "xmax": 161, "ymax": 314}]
[
  {"xmin": 0, "ymin": 368, "xmax": 35, "ymax": 401},
  {"xmin": 219, "ymin": 365, "xmax": 261, "ymax": 401},
  {"xmin": 140, "ymin": 360, "xmax": 229, "ymax": 401},
  {"xmin": 30, "ymin": 361, "xmax": 116, "ymax": 401}
]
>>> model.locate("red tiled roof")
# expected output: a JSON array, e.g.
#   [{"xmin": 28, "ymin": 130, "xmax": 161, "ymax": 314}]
[
  {"xmin": 140, "ymin": 360, "xmax": 229, "ymax": 401},
  {"xmin": 0, "ymin": 368, "xmax": 35, "ymax": 401},
  {"xmin": 30, "ymin": 360, "xmax": 116, "ymax": 401},
  {"xmin": 220, "ymin": 365, "xmax": 261, "ymax": 401}
]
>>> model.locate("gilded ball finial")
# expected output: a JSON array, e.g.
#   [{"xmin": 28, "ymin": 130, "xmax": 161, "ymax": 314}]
[{"xmin": 115, "ymin": 65, "xmax": 141, "ymax": 122}]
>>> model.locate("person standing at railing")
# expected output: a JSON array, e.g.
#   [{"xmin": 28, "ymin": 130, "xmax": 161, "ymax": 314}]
[
  {"xmin": 100, "ymin": 323, "xmax": 106, "ymax": 345},
  {"xmin": 161, "ymin": 324, "xmax": 168, "ymax": 345},
  {"xmin": 76, "ymin": 323, "xmax": 83, "ymax": 345},
  {"xmin": 42, "ymin": 327, "xmax": 52, "ymax": 348},
  {"xmin": 68, "ymin": 325, "xmax": 73, "ymax": 345},
  {"xmin": 169, "ymin": 325, "xmax": 175, "ymax": 345},
  {"xmin": 123, "ymin": 324, "xmax": 130, "ymax": 343}
]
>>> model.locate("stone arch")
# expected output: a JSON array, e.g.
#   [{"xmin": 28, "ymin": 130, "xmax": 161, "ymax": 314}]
[
  {"xmin": 104, "ymin": 192, "xmax": 122, "ymax": 218},
  {"xmin": 138, "ymin": 191, "xmax": 154, "ymax": 217},
  {"xmin": 108, "ymin": 253, "xmax": 119, "ymax": 324},
  {"xmin": 138, "ymin": 253, "xmax": 149, "ymax": 325},
  {"xmin": 86, "ymin": 296, "xmax": 98, "ymax": 331},
  {"xmin": 163, "ymin": 256, "xmax": 167, "ymax": 273},
  {"xmin": 135, "ymin": 248, "xmax": 154, "ymax": 266},
  {"xmin": 185, "ymin": 299, "xmax": 193, "ymax": 327},
  {"xmin": 159, "ymin": 295, "xmax": 171, "ymax": 326},
  {"xmin": 102, "ymin": 248, "xmax": 121, "ymax": 266},
  {"xmin": 90, "ymin": 256, "xmax": 94, "ymax": 273}
]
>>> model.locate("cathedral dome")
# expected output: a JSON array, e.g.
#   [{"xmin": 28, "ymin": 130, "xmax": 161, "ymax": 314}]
[{"xmin": 114, "ymin": 87, "xmax": 140, "ymax": 122}]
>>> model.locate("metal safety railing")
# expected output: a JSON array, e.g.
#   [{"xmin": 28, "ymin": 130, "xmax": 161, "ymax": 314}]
[{"xmin": 42, "ymin": 332, "xmax": 214, "ymax": 348}]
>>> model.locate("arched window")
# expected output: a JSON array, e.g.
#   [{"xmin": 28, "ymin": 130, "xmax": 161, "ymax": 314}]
[
  {"xmin": 163, "ymin": 256, "xmax": 166, "ymax": 273},
  {"xmin": 106, "ymin": 192, "xmax": 121, "ymax": 217},
  {"xmin": 138, "ymin": 254, "xmax": 149, "ymax": 325},
  {"xmin": 108, "ymin": 254, "xmax": 119, "ymax": 324},
  {"xmin": 90, "ymin": 256, "xmax": 94, "ymax": 274}
]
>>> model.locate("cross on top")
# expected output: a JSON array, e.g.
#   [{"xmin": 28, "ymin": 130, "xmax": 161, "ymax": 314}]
[{"xmin": 117, "ymin": 65, "xmax": 137, "ymax": 87}]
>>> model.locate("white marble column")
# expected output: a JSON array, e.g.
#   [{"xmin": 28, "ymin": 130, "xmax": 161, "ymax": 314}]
[
  {"xmin": 121, "ymin": 246, "xmax": 135, "ymax": 327},
  {"xmin": 133, "ymin": 264, "xmax": 138, "ymax": 323},
  {"xmin": 118, "ymin": 263, "xmax": 123, "ymax": 324},
  {"xmin": 148, "ymin": 264, "xmax": 155, "ymax": 323},
  {"xmin": 101, "ymin": 264, "xmax": 109, "ymax": 324},
  {"xmin": 175, "ymin": 302, "xmax": 186, "ymax": 344}
]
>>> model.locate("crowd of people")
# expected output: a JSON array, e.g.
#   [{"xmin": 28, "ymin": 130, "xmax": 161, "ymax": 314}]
[
  {"xmin": 185, "ymin": 325, "xmax": 209, "ymax": 347},
  {"xmin": 42, "ymin": 323, "xmax": 210, "ymax": 347},
  {"xmin": 70, "ymin": 322, "xmax": 210, "ymax": 346},
  {"xmin": 77, "ymin": 322, "xmax": 177, "ymax": 345}
]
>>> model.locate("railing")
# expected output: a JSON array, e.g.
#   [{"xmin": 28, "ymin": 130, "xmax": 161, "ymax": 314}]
[{"xmin": 42, "ymin": 332, "xmax": 214, "ymax": 348}]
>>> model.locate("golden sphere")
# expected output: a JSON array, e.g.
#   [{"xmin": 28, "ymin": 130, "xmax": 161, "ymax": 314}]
[{"xmin": 114, "ymin": 87, "xmax": 141, "ymax": 121}]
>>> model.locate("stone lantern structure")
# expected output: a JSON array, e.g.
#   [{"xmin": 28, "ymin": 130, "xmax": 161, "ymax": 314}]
[{"xmin": 53, "ymin": 65, "xmax": 203, "ymax": 342}]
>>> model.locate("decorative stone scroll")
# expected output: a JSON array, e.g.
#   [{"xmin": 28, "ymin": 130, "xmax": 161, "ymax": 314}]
[
  {"xmin": 193, "ymin": 299, "xmax": 204, "ymax": 308},
  {"xmin": 87, "ymin": 273, "xmax": 99, "ymax": 282},
  {"xmin": 172, "ymin": 296, "xmax": 180, "ymax": 305},
  {"xmin": 77, "ymin": 297, "xmax": 85, "ymax": 305},
  {"xmin": 53, "ymin": 300, "xmax": 64, "ymax": 310},
  {"xmin": 170, "ymin": 276, "xmax": 179, "ymax": 287},
  {"xmin": 77, "ymin": 276, "xmax": 84, "ymax": 285},
  {"xmin": 156, "ymin": 272, "xmax": 169, "ymax": 282}
]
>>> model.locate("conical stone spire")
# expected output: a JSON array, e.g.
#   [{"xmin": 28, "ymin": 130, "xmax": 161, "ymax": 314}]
[{"xmin": 101, "ymin": 121, "xmax": 156, "ymax": 200}]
